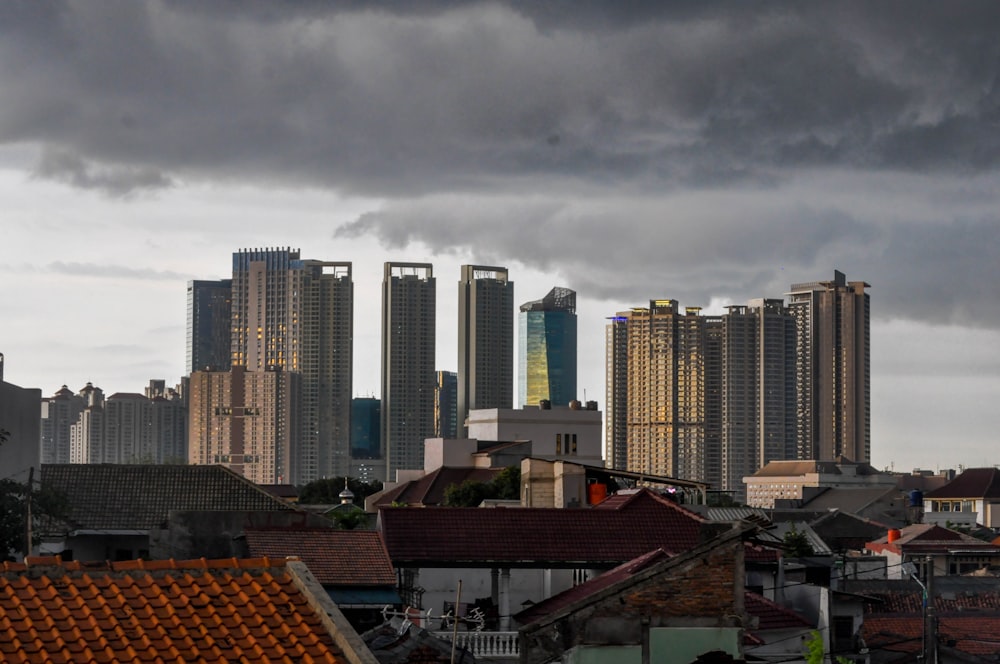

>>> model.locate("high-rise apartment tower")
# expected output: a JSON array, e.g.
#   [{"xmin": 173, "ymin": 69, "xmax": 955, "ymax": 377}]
[
  {"xmin": 787, "ymin": 270, "xmax": 870, "ymax": 463},
  {"xmin": 457, "ymin": 265, "xmax": 513, "ymax": 434},
  {"xmin": 229, "ymin": 248, "xmax": 353, "ymax": 483},
  {"xmin": 615, "ymin": 301, "xmax": 717, "ymax": 483},
  {"xmin": 381, "ymin": 262, "xmax": 436, "ymax": 481}
]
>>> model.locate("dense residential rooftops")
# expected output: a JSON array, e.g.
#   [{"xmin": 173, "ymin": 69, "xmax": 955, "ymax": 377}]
[
  {"xmin": 925, "ymin": 467, "xmax": 1000, "ymax": 499},
  {"xmin": 844, "ymin": 578, "xmax": 1000, "ymax": 660},
  {"xmin": 244, "ymin": 528, "xmax": 396, "ymax": 587},
  {"xmin": 41, "ymin": 464, "xmax": 296, "ymax": 532},
  {"xmin": 0, "ymin": 556, "xmax": 373, "ymax": 664}
]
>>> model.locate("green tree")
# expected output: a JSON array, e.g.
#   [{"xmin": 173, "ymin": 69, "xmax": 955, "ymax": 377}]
[
  {"xmin": 443, "ymin": 467, "xmax": 521, "ymax": 506},
  {"xmin": 803, "ymin": 629, "xmax": 851, "ymax": 664},
  {"xmin": 298, "ymin": 477, "xmax": 383, "ymax": 504},
  {"xmin": 491, "ymin": 466, "xmax": 521, "ymax": 500},
  {"xmin": 443, "ymin": 479, "xmax": 493, "ymax": 507},
  {"xmin": 0, "ymin": 478, "xmax": 70, "ymax": 558},
  {"xmin": 783, "ymin": 525, "xmax": 816, "ymax": 557},
  {"xmin": 330, "ymin": 509, "xmax": 369, "ymax": 530}
]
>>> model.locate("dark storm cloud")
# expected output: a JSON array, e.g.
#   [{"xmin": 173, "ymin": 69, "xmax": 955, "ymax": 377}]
[
  {"xmin": 2, "ymin": 1, "xmax": 1000, "ymax": 327},
  {"xmin": 338, "ymin": 180, "xmax": 1000, "ymax": 328},
  {"xmin": 34, "ymin": 149, "xmax": 174, "ymax": 196},
  {"xmin": 2, "ymin": 1, "xmax": 1000, "ymax": 192},
  {"xmin": 45, "ymin": 262, "xmax": 190, "ymax": 281}
]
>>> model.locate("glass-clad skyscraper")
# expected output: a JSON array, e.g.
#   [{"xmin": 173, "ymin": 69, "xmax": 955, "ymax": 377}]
[{"xmin": 518, "ymin": 287, "xmax": 577, "ymax": 408}]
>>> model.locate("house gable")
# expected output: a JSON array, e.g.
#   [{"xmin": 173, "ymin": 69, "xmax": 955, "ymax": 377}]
[{"xmin": 518, "ymin": 526, "xmax": 751, "ymax": 664}]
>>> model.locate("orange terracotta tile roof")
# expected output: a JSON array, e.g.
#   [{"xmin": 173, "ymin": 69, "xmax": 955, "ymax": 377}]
[
  {"xmin": 244, "ymin": 528, "xmax": 396, "ymax": 586},
  {"xmin": 0, "ymin": 556, "xmax": 353, "ymax": 663}
]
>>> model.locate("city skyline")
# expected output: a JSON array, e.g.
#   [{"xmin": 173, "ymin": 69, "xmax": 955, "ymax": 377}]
[{"xmin": 2, "ymin": 3, "xmax": 999, "ymax": 473}]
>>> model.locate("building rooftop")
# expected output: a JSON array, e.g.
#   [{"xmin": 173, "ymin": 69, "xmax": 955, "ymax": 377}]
[
  {"xmin": 41, "ymin": 464, "xmax": 296, "ymax": 532},
  {"xmin": 866, "ymin": 523, "xmax": 1000, "ymax": 556},
  {"xmin": 379, "ymin": 489, "xmax": 712, "ymax": 566},
  {"xmin": 0, "ymin": 556, "xmax": 365, "ymax": 664},
  {"xmin": 749, "ymin": 458, "xmax": 884, "ymax": 478},
  {"xmin": 370, "ymin": 467, "xmax": 502, "ymax": 508},
  {"xmin": 244, "ymin": 528, "xmax": 396, "ymax": 587},
  {"xmin": 926, "ymin": 467, "xmax": 1000, "ymax": 500}
]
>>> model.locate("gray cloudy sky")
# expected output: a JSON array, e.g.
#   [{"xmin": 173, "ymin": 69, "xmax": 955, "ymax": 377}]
[{"xmin": 2, "ymin": 2, "xmax": 998, "ymax": 471}]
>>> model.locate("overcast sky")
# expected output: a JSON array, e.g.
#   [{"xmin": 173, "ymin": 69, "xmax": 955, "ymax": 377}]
[{"xmin": 2, "ymin": 2, "xmax": 999, "ymax": 472}]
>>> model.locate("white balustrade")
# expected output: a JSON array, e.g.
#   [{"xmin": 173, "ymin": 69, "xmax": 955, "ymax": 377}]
[{"xmin": 431, "ymin": 631, "xmax": 520, "ymax": 659}]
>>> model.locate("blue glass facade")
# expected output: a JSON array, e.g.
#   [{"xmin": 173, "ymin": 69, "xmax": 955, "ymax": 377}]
[
  {"xmin": 518, "ymin": 288, "xmax": 577, "ymax": 408},
  {"xmin": 351, "ymin": 397, "xmax": 381, "ymax": 459}
]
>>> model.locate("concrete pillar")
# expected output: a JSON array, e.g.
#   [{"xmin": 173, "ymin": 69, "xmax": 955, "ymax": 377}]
[{"xmin": 499, "ymin": 567, "xmax": 511, "ymax": 631}]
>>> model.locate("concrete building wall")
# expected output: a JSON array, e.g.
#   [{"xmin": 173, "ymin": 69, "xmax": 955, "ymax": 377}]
[
  {"xmin": 466, "ymin": 406, "xmax": 602, "ymax": 466},
  {"xmin": 0, "ymin": 355, "xmax": 41, "ymax": 483}
]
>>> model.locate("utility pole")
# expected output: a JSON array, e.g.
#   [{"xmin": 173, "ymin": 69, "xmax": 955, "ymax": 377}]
[
  {"xmin": 925, "ymin": 556, "xmax": 936, "ymax": 664},
  {"xmin": 24, "ymin": 466, "xmax": 34, "ymax": 558}
]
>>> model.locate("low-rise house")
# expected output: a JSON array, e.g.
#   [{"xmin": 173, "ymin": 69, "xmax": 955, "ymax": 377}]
[
  {"xmin": 245, "ymin": 527, "xmax": 401, "ymax": 633},
  {"xmin": 514, "ymin": 525, "xmax": 755, "ymax": 664},
  {"xmin": 924, "ymin": 467, "xmax": 1000, "ymax": 528},
  {"xmin": 0, "ymin": 555, "xmax": 378, "ymax": 663},
  {"xmin": 865, "ymin": 523, "xmax": 1000, "ymax": 578},
  {"xmin": 39, "ymin": 463, "xmax": 324, "ymax": 561}
]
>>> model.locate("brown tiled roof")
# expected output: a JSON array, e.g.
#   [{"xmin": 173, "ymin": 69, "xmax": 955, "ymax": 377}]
[
  {"xmin": 0, "ymin": 556, "xmax": 353, "ymax": 663},
  {"xmin": 842, "ymin": 578, "xmax": 1000, "ymax": 615},
  {"xmin": 41, "ymin": 464, "xmax": 296, "ymax": 532},
  {"xmin": 863, "ymin": 615, "xmax": 1000, "ymax": 657},
  {"xmin": 371, "ymin": 467, "xmax": 502, "ymax": 508},
  {"xmin": 379, "ymin": 489, "xmax": 708, "ymax": 565},
  {"xmin": 926, "ymin": 467, "xmax": 1000, "ymax": 499},
  {"xmin": 866, "ymin": 523, "xmax": 1000, "ymax": 556},
  {"xmin": 515, "ymin": 548, "xmax": 671, "ymax": 624},
  {"xmin": 744, "ymin": 592, "xmax": 812, "ymax": 631},
  {"xmin": 245, "ymin": 528, "xmax": 396, "ymax": 586},
  {"xmin": 750, "ymin": 458, "xmax": 882, "ymax": 478}
]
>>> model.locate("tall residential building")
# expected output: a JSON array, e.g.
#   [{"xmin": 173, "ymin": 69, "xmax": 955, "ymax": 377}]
[
  {"xmin": 518, "ymin": 287, "xmax": 577, "ymax": 409},
  {"xmin": 604, "ymin": 315, "xmax": 629, "ymax": 470},
  {"xmin": 68, "ymin": 384, "xmax": 186, "ymax": 465},
  {"xmin": 606, "ymin": 271, "xmax": 870, "ymax": 499},
  {"xmin": 229, "ymin": 248, "xmax": 353, "ymax": 483},
  {"xmin": 381, "ymin": 262, "xmax": 435, "ymax": 481},
  {"xmin": 41, "ymin": 385, "xmax": 86, "ymax": 465},
  {"xmin": 787, "ymin": 270, "xmax": 871, "ymax": 463},
  {"xmin": 620, "ymin": 301, "xmax": 715, "ymax": 483},
  {"xmin": 719, "ymin": 300, "xmax": 796, "ymax": 501},
  {"xmin": 186, "ymin": 279, "xmax": 232, "ymax": 374},
  {"xmin": 457, "ymin": 265, "xmax": 513, "ymax": 434},
  {"xmin": 187, "ymin": 366, "xmax": 301, "ymax": 484},
  {"xmin": 434, "ymin": 370, "xmax": 458, "ymax": 439}
]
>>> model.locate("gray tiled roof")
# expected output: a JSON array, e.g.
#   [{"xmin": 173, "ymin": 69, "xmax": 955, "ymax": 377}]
[{"xmin": 41, "ymin": 464, "xmax": 295, "ymax": 532}]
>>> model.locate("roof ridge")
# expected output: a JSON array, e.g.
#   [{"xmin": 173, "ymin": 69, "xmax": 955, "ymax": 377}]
[{"xmin": 7, "ymin": 556, "xmax": 290, "ymax": 578}]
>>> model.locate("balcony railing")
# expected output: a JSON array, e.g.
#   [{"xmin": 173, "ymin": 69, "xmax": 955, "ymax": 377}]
[{"xmin": 431, "ymin": 630, "xmax": 520, "ymax": 659}]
